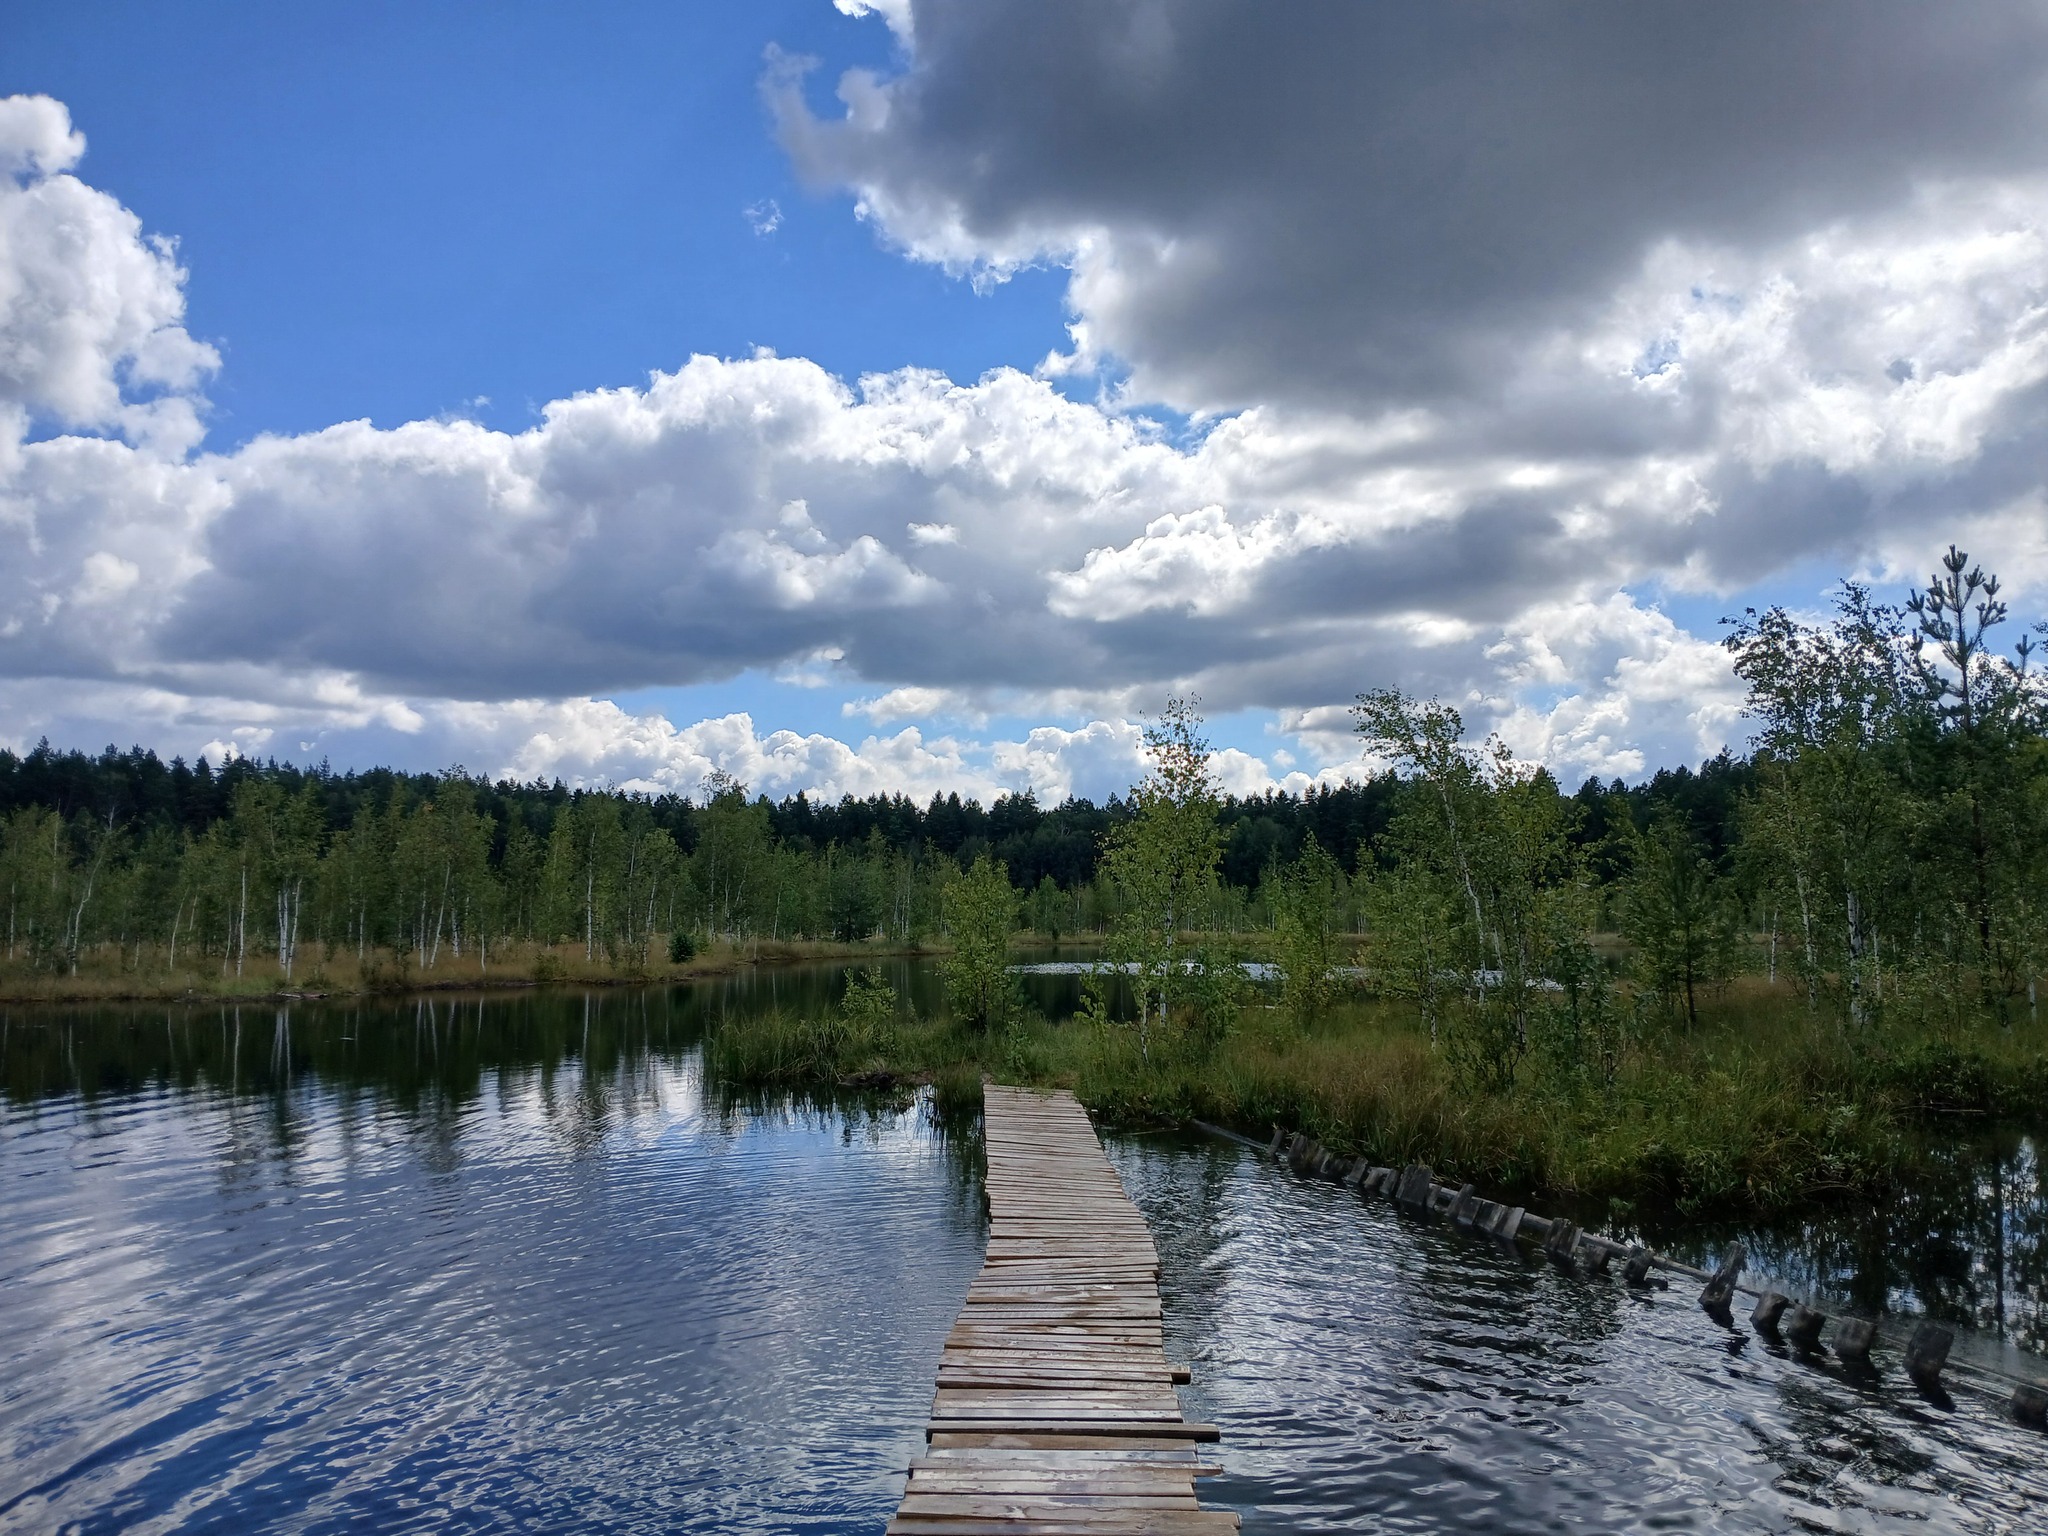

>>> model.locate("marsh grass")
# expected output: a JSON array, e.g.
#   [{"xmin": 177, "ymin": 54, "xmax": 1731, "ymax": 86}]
[
  {"xmin": 0, "ymin": 935, "xmax": 943, "ymax": 1004},
  {"xmin": 704, "ymin": 977, "xmax": 2048, "ymax": 1215}
]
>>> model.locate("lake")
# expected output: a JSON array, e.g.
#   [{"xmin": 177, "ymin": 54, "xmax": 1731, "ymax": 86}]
[{"xmin": 3, "ymin": 971, "xmax": 2045, "ymax": 1533}]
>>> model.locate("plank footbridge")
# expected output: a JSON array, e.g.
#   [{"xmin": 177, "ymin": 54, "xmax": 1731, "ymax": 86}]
[{"xmin": 891, "ymin": 1084, "xmax": 1236, "ymax": 1535}]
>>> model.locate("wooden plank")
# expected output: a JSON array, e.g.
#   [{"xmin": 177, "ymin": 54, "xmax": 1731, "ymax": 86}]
[
  {"xmin": 916, "ymin": 1446, "xmax": 1207, "ymax": 1455},
  {"xmin": 913, "ymin": 1455, "xmax": 1224, "ymax": 1475},
  {"xmin": 928, "ymin": 1421, "xmax": 1221, "ymax": 1442},
  {"xmin": 889, "ymin": 1514, "xmax": 1240, "ymax": 1535}
]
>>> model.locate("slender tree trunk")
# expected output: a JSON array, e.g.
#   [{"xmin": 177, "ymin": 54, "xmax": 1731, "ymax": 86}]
[
  {"xmin": 1844, "ymin": 876, "xmax": 1865, "ymax": 1027},
  {"xmin": 429, "ymin": 866, "xmax": 449, "ymax": 968},
  {"xmin": 1794, "ymin": 868, "xmax": 1816, "ymax": 1011},
  {"xmin": 1433, "ymin": 779, "xmax": 1488, "ymax": 962},
  {"xmin": 168, "ymin": 891, "xmax": 186, "ymax": 972}
]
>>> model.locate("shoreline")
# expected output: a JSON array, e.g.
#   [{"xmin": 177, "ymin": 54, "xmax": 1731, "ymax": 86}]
[{"xmin": 0, "ymin": 939, "xmax": 976, "ymax": 1011}]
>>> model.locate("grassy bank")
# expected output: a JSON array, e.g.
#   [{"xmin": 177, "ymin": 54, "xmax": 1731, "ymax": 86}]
[
  {"xmin": 703, "ymin": 978, "xmax": 2048, "ymax": 1218},
  {"xmin": 0, "ymin": 936, "xmax": 944, "ymax": 1005}
]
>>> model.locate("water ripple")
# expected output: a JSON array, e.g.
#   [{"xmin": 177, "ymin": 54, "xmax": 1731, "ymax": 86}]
[
  {"xmin": 1, "ymin": 1047, "xmax": 984, "ymax": 1535},
  {"xmin": 1112, "ymin": 1134, "xmax": 2048, "ymax": 1535}
]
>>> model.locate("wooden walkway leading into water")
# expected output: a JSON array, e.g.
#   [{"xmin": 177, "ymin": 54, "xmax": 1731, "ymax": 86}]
[{"xmin": 890, "ymin": 1084, "xmax": 1235, "ymax": 1536}]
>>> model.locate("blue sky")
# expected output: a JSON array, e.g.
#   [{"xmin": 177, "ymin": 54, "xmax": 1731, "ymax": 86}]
[
  {"xmin": 3, "ymin": 4, "xmax": 2044, "ymax": 803},
  {"xmin": 7, "ymin": 5, "xmax": 1072, "ymax": 439},
  {"xmin": 2, "ymin": 3, "xmax": 1159, "ymax": 782}
]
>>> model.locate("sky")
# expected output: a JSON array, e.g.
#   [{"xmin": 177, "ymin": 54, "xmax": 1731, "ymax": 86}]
[{"xmin": 4, "ymin": 1, "xmax": 2047, "ymax": 805}]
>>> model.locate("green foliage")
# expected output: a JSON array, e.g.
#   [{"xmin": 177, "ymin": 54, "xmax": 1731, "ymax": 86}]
[
  {"xmin": 703, "ymin": 1010, "xmax": 851, "ymax": 1085},
  {"xmin": 1092, "ymin": 698, "xmax": 1237, "ymax": 1058},
  {"xmin": 1271, "ymin": 832, "xmax": 1346, "ymax": 1022},
  {"xmin": 1360, "ymin": 862, "xmax": 1458, "ymax": 1043},
  {"xmin": 940, "ymin": 853, "xmax": 1018, "ymax": 1029},
  {"xmin": 1, "ymin": 807, "xmax": 71, "ymax": 969},
  {"xmin": 667, "ymin": 928, "xmax": 696, "ymax": 965},
  {"xmin": 1353, "ymin": 688, "xmax": 1583, "ymax": 1088},
  {"xmin": 1618, "ymin": 812, "xmax": 1742, "ymax": 1026},
  {"xmin": 706, "ymin": 1001, "xmax": 951, "ymax": 1088},
  {"xmin": 1027, "ymin": 874, "xmax": 1067, "ymax": 941},
  {"xmin": 1727, "ymin": 549, "xmax": 2048, "ymax": 1027},
  {"xmin": 839, "ymin": 965, "xmax": 900, "ymax": 1046}
]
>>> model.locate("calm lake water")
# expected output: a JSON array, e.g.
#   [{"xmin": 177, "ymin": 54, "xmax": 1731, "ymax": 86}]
[{"xmin": 3, "ymin": 969, "xmax": 2045, "ymax": 1533}]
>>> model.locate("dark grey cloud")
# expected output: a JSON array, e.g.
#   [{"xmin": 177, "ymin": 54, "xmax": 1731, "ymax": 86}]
[{"xmin": 781, "ymin": 2, "xmax": 2048, "ymax": 414}]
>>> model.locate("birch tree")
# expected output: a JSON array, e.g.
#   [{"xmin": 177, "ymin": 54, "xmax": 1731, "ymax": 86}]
[
  {"xmin": 940, "ymin": 851, "xmax": 1018, "ymax": 1029},
  {"xmin": 1091, "ymin": 698, "xmax": 1235, "ymax": 1059}
]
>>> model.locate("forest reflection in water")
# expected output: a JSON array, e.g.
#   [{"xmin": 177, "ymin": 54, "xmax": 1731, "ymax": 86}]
[{"xmin": 0, "ymin": 983, "xmax": 988, "ymax": 1535}]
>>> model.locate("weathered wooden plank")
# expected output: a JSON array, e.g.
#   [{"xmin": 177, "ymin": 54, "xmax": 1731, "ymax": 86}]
[
  {"xmin": 900, "ymin": 1495, "xmax": 1202, "ymax": 1515},
  {"xmin": 914, "ymin": 1462, "xmax": 1222, "ymax": 1479},
  {"xmin": 937, "ymin": 1366, "xmax": 1179, "ymax": 1379},
  {"xmin": 931, "ymin": 1399, "xmax": 1187, "ymax": 1416},
  {"xmin": 889, "ymin": 1513, "xmax": 1240, "ymax": 1535},
  {"xmin": 927, "ymin": 1420, "xmax": 1222, "ymax": 1441},
  {"xmin": 908, "ymin": 1474, "xmax": 1205, "ymax": 1487},
  {"xmin": 913, "ymin": 1445, "xmax": 1205, "ymax": 1458}
]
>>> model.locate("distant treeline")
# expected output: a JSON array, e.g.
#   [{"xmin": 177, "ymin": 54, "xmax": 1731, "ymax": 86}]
[
  {"xmin": 0, "ymin": 739, "xmax": 1752, "ymax": 893},
  {"xmin": 0, "ymin": 727, "xmax": 1748, "ymax": 980}
]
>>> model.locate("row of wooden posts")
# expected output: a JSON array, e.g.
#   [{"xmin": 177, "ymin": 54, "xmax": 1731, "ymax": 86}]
[{"xmin": 1249, "ymin": 1124, "xmax": 2048, "ymax": 1434}]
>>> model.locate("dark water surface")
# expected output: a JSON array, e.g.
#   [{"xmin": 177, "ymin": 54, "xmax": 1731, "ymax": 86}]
[{"xmin": 4, "ymin": 975, "xmax": 2046, "ymax": 1534}]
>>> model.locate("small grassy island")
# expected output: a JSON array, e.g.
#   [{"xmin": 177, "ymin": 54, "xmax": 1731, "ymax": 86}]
[{"xmin": 709, "ymin": 978, "xmax": 2045, "ymax": 1219}]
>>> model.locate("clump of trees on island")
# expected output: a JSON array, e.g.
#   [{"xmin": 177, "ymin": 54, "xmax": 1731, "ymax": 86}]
[{"xmin": 4, "ymin": 548, "xmax": 2046, "ymax": 1064}]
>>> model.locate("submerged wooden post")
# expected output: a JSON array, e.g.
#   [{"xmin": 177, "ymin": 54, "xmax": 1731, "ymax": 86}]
[
  {"xmin": 2012, "ymin": 1382, "xmax": 2048, "ymax": 1429},
  {"xmin": 1394, "ymin": 1163, "xmax": 1435, "ymax": 1211},
  {"xmin": 1783, "ymin": 1304, "xmax": 1828, "ymax": 1350},
  {"xmin": 1832, "ymin": 1318, "xmax": 1876, "ymax": 1363},
  {"xmin": 894, "ymin": 1085, "xmax": 1236, "ymax": 1535},
  {"xmin": 1751, "ymin": 1291, "xmax": 1790, "ymax": 1335},
  {"xmin": 1905, "ymin": 1322, "xmax": 1953, "ymax": 1390},
  {"xmin": 1698, "ymin": 1245, "xmax": 1744, "ymax": 1325},
  {"xmin": 1448, "ymin": 1183, "xmax": 1478, "ymax": 1228},
  {"xmin": 1542, "ymin": 1219, "xmax": 1581, "ymax": 1272}
]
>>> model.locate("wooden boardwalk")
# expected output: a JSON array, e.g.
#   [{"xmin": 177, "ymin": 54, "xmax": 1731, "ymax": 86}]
[{"xmin": 890, "ymin": 1084, "xmax": 1236, "ymax": 1535}]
